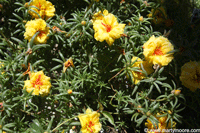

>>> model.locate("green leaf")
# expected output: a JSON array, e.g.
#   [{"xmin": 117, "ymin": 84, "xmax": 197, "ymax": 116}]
[
  {"xmin": 32, "ymin": 44, "xmax": 50, "ymax": 52},
  {"xmin": 101, "ymin": 111, "xmax": 115, "ymax": 126}
]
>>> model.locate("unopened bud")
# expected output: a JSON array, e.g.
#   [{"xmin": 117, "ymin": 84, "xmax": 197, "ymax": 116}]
[
  {"xmin": 72, "ymin": 126, "xmax": 76, "ymax": 130},
  {"xmin": 68, "ymin": 89, "xmax": 72, "ymax": 94},
  {"xmin": 24, "ymin": 2, "xmax": 29, "ymax": 8},
  {"xmin": 81, "ymin": 21, "xmax": 86, "ymax": 26},
  {"xmin": 139, "ymin": 16, "xmax": 144, "ymax": 22},
  {"xmin": 168, "ymin": 110, "xmax": 172, "ymax": 114},
  {"xmin": 171, "ymin": 90, "xmax": 181, "ymax": 96},
  {"xmin": 23, "ymin": 20, "xmax": 27, "ymax": 23},
  {"xmin": 146, "ymin": 111, "xmax": 151, "ymax": 117}
]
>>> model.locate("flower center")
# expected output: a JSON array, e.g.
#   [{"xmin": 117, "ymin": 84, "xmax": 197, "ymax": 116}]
[
  {"xmin": 86, "ymin": 121, "xmax": 95, "ymax": 132},
  {"xmin": 153, "ymin": 46, "xmax": 163, "ymax": 56},
  {"xmin": 36, "ymin": 2, "xmax": 42, "ymax": 9},
  {"xmin": 101, "ymin": 22, "xmax": 112, "ymax": 32},
  {"xmin": 65, "ymin": 61, "xmax": 72, "ymax": 68},
  {"xmin": 32, "ymin": 75, "xmax": 43, "ymax": 88},
  {"xmin": 38, "ymin": 31, "xmax": 46, "ymax": 37}
]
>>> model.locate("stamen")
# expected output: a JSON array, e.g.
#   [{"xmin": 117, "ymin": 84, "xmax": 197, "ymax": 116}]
[
  {"xmin": 101, "ymin": 22, "xmax": 112, "ymax": 32},
  {"xmin": 153, "ymin": 46, "xmax": 163, "ymax": 55}
]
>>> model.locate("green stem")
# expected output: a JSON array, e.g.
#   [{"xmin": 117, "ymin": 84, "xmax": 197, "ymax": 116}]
[
  {"xmin": 0, "ymin": 30, "xmax": 15, "ymax": 51},
  {"xmin": 52, "ymin": 116, "xmax": 78, "ymax": 132}
]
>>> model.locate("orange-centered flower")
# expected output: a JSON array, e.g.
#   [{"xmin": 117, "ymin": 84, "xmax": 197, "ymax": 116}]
[
  {"xmin": 143, "ymin": 35, "xmax": 174, "ymax": 66},
  {"xmin": 93, "ymin": 12, "xmax": 126, "ymax": 46},
  {"xmin": 24, "ymin": 71, "xmax": 51, "ymax": 96},
  {"xmin": 78, "ymin": 108, "xmax": 101, "ymax": 133}
]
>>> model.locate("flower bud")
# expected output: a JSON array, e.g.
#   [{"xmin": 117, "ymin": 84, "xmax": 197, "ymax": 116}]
[
  {"xmin": 171, "ymin": 90, "xmax": 181, "ymax": 96},
  {"xmin": 168, "ymin": 110, "xmax": 172, "ymax": 114},
  {"xmin": 81, "ymin": 21, "xmax": 86, "ymax": 26},
  {"xmin": 24, "ymin": 2, "xmax": 29, "ymax": 8},
  {"xmin": 146, "ymin": 111, "xmax": 151, "ymax": 117},
  {"xmin": 68, "ymin": 89, "xmax": 73, "ymax": 94},
  {"xmin": 139, "ymin": 16, "xmax": 144, "ymax": 22},
  {"xmin": 72, "ymin": 126, "xmax": 76, "ymax": 130}
]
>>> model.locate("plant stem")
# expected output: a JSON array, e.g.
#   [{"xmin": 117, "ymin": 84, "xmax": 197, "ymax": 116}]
[{"xmin": 52, "ymin": 116, "xmax": 78, "ymax": 132}]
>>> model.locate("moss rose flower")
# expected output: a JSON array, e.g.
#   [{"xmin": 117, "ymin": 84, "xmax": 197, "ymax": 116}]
[
  {"xmin": 28, "ymin": 0, "xmax": 55, "ymax": 20},
  {"xmin": 143, "ymin": 35, "xmax": 174, "ymax": 66},
  {"xmin": 24, "ymin": 19, "xmax": 50, "ymax": 44},
  {"xmin": 78, "ymin": 108, "xmax": 101, "ymax": 133},
  {"xmin": 24, "ymin": 71, "xmax": 51, "ymax": 96},
  {"xmin": 93, "ymin": 12, "xmax": 125, "ymax": 46},
  {"xmin": 180, "ymin": 61, "xmax": 200, "ymax": 92}
]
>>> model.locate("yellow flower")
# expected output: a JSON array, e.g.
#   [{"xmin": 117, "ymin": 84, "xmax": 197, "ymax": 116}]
[
  {"xmin": 28, "ymin": 0, "xmax": 55, "ymax": 20},
  {"xmin": 63, "ymin": 58, "xmax": 74, "ymax": 73},
  {"xmin": 24, "ymin": 19, "xmax": 50, "ymax": 44},
  {"xmin": 145, "ymin": 112, "xmax": 176, "ymax": 133},
  {"xmin": 128, "ymin": 57, "xmax": 154, "ymax": 84},
  {"xmin": 91, "ymin": 10, "xmax": 109, "ymax": 23},
  {"xmin": 180, "ymin": 61, "xmax": 200, "ymax": 92},
  {"xmin": 93, "ymin": 13, "xmax": 126, "ymax": 46},
  {"xmin": 143, "ymin": 35, "xmax": 174, "ymax": 66},
  {"xmin": 78, "ymin": 108, "xmax": 101, "ymax": 133},
  {"xmin": 147, "ymin": 7, "xmax": 167, "ymax": 24},
  {"xmin": 24, "ymin": 71, "xmax": 51, "ymax": 96}
]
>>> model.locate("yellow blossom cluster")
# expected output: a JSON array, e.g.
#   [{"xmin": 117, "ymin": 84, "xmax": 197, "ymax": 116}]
[
  {"xmin": 24, "ymin": 0, "xmax": 55, "ymax": 44},
  {"xmin": 129, "ymin": 35, "xmax": 174, "ymax": 84},
  {"xmin": 92, "ymin": 10, "xmax": 126, "ymax": 46}
]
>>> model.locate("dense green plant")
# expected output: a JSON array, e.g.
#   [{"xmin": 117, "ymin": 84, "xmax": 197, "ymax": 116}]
[{"xmin": 0, "ymin": 0, "xmax": 200, "ymax": 132}]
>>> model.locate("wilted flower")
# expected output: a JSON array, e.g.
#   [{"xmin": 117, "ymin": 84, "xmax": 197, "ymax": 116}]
[
  {"xmin": 180, "ymin": 61, "xmax": 200, "ymax": 92},
  {"xmin": 145, "ymin": 112, "xmax": 176, "ymax": 132},
  {"xmin": 63, "ymin": 58, "xmax": 74, "ymax": 73},
  {"xmin": 28, "ymin": 0, "xmax": 55, "ymax": 20},
  {"xmin": 143, "ymin": 35, "xmax": 174, "ymax": 66},
  {"xmin": 93, "ymin": 12, "xmax": 126, "ymax": 46},
  {"xmin": 24, "ymin": 19, "xmax": 50, "ymax": 44},
  {"xmin": 78, "ymin": 108, "xmax": 101, "ymax": 133},
  {"xmin": 147, "ymin": 7, "xmax": 167, "ymax": 24},
  {"xmin": 128, "ymin": 57, "xmax": 154, "ymax": 84},
  {"xmin": 24, "ymin": 71, "xmax": 51, "ymax": 96}
]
